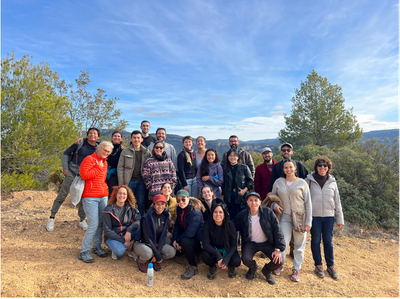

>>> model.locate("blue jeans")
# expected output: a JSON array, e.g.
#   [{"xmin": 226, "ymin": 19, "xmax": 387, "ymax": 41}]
[
  {"xmin": 81, "ymin": 196, "xmax": 107, "ymax": 253},
  {"xmin": 311, "ymin": 216, "xmax": 335, "ymax": 267},
  {"xmin": 280, "ymin": 214, "xmax": 307, "ymax": 270},
  {"xmin": 186, "ymin": 177, "xmax": 197, "ymax": 198},
  {"xmin": 104, "ymin": 227, "xmax": 139, "ymax": 259},
  {"xmin": 128, "ymin": 179, "xmax": 146, "ymax": 216}
]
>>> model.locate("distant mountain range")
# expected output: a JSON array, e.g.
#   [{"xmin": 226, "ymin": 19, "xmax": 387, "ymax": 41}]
[{"xmin": 103, "ymin": 128, "xmax": 398, "ymax": 157}]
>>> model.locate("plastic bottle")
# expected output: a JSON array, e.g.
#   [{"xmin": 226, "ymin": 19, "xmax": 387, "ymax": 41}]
[{"xmin": 147, "ymin": 263, "xmax": 154, "ymax": 287}]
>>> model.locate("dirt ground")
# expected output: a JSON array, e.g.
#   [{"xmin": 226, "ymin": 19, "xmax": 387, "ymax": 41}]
[{"xmin": 1, "ymin": 190, "xmax": 399, "ymax": 298}]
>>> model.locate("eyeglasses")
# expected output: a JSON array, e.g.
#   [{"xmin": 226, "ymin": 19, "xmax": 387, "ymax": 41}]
[
  {"xmin": 154, "ymin": 146, "xmax": 164, "ymax": 150},
  {"xmin": 101, "ymin": 147, "xmax": 111, "ymax": 154},
  {"xmin": 317, "ymin": 163, "xmax": 329, "ymax": 168},
  {"xmin": 281, "ymin": 149, "xmax": 291, "ymax": 152},
  {"xmin": 176, "ymin": 197, "xmax": 187, "ymax": 203}
]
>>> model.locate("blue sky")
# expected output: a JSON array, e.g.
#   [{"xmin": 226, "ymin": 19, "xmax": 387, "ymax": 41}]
[{"xmin": 2, "ymin": 0, "xmax": 398, "ymax": 141}]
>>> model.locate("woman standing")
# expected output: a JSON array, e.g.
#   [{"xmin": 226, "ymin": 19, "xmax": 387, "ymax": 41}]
[
  {"xmin": 306, "ymin": 156, "xmax": 343, "ymax": 280},
  {"xmin": 172, "ymin": 189, "xmax": 205, "ymax": 280},
  {"xmin": 195, "ymin": 136, "xmax": 207, "ymax": 170},
  {"xmin": 222, "ymin": 148, "xmax": 253, "ymax": 221},
  {"xmin": 78, "ymin": 141, "xmax": 113, "ymax": 263},
  {"xmin": 271, "ymin": 159, "xmax": 312, "ymax": 282},
  {"xmin": 143, "ymin": 140, "xmax": 177, "ymax": 203},
  {"xmin": 106, "ymin": 131, "xmax": 124, "ymax": 196},
  {"xmin": 177, "ymin": 136, "xmax": 197, "ymax": 197},
  {"xmin": 160, "ymin": 182, "xmax": 178, "ymax": 238},
  {"xmin": 201, "ymin": 203, "xmax": 241, "ymax": 280},
  {"xmin": 103, "ymin": 185, "xmax": 141, "ymax": 259},
  {"xmin": 197, "ymin": 148, "xmax": 224, "ymax": 198},
  {"xmin": 134, "ymin": 194, "xmax": 177, "ymax": 272},
  {"xmin": 199, "ymin": 185, "xmax": 223, "ymax": 222}
]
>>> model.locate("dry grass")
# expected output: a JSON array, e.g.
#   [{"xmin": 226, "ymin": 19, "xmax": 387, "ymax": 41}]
[{"xmin": 1, "ymin": 190, "xmax": 399, "ymax": 297}]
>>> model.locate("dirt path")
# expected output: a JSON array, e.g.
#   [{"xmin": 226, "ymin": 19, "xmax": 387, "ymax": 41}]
[{"xmin": 1, "ymin": 190, "xmax": 399, "ymax": 297}]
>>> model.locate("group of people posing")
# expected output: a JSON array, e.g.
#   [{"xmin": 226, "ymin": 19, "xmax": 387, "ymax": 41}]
[{"xmin": 46, "ymin": 120, "xmax": 344, "ymax": 284}]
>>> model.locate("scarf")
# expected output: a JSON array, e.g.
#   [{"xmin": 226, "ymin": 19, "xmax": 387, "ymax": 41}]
[
  {"xmin": 182, "ymin": 146, "xmax": 195, "ymax": 167},
  {"xmin": 153, "ymin": 151, "xmax": 167, "ymax": 161}
]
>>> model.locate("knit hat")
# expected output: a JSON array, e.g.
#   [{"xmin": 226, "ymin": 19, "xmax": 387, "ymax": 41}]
[
  {"xmin": 176, "ymin": 189, "xmax": 190, "ymax": 197},
  {"xmin": 153, "ymin": 194, "xmax": 166, "ymax": 204}
]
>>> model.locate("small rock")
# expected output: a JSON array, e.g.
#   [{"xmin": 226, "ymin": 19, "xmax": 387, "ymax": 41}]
[{"xmin": 369, "ymin": 240, "xmax": 377, "ymax": 244}]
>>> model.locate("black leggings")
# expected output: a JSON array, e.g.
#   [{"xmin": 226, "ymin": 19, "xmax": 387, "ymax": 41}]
[
  {"xmin": 180, "ymin": 237, "xmax": 202, "ymax": 266},
  {"xmin": 201, "ymin": 250, "xmax": 241, "ymax": 268}
]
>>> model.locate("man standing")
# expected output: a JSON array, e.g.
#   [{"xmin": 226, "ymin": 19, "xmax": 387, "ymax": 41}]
[
  {"xmin": 254, "ymin": 147, "xmax": 277, "ymax": 201},
  {"xmin": 140, "ymin": 120, "xmax": 156, "ymax": 148},
  {"xmin": 117, "ymin": 130, "xmax": 152, "ymax": 215},
  {"xmin": 233, "ymin": 192, "xmax": 285, "ymax": 284},
  {"xmin": 221, "ymin": 135, "xmax": 255, "ymax": 177},
  {"xmin": 148, "ymin": 128, "xmax": 177, "ymax": 168},
  {"xmin": 269, "ymin": 143, "xmax": 308, "ymax": 192}
]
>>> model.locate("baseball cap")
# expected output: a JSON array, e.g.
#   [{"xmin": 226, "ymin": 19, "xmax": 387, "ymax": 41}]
[
  {"xmin": 279, "ymin": 143, "xmax": 293, "ymax": 150},
  {"xmin": 246, "ymin": 192, "xmax": 261, "ymax": 200},
  {"xmin": 176, "ymin": 189, "xmax": 190, "ymax": 197},
  {"xmin": 153, "ymin": 194, "xmax": 166, "ymax": 204},
  {"xmin": 261, "ymin": 147, "xmax": 272, "ymax": 153}
]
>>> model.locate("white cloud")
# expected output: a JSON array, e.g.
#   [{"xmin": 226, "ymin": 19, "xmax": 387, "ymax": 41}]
[{"xmin": 356, "ymin": 114, "xmax": 398, "ymax": 132}]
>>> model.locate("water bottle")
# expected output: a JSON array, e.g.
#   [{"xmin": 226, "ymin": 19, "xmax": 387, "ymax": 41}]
[{"xmin": 147, "ymin": 263, "xmax": 154, "ymax": 287}]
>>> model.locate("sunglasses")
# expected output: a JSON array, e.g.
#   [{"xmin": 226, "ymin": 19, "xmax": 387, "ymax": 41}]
[
  {"xmin": 176, "ymin": 197, "xmax": 187, "ymax": 203},
  {"xmin": 281, "ymin": 149, "xmax": 291, "ymax": 152},
  {"xmin": 154, "ymin": 146, "xmax": 164, "ymax": 150},
  {"xmin": 317, "ymin": 163, "xmax": 329, "ymax": 168}
]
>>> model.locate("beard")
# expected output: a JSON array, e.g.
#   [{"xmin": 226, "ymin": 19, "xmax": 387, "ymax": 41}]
[{"xmin": 230, "ymin": 144, "xmax": 238, "ymax": 149}]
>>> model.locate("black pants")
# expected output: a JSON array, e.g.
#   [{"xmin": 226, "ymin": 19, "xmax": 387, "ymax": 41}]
[
  {"xmin": 201, "ymin": 250, "xmax": 241, "ymax": 268},
  {"xmin": 180, "ymin": 237, "xmax": 202, "ymax": 266},
  {"xmin": 242, "ymin": 241, "xmax": 283, "ymax": 272},
  {"xmin": 106, "ymin": 175, "xmax": 119, "ymax": 197}
]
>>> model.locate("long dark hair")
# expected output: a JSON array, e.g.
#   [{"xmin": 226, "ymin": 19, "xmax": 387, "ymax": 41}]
[
  {"xmin": 209, "ymin": 203, "xmax": 234, "ymax": 252},
  {"xmin": 199, "ymin": 148, "xmax": 220, "ymax": 176}
]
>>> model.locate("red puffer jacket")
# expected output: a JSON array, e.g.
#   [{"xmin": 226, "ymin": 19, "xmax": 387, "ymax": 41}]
[{"xmin": 80, "ymin": 152, "xmax": 108, "ymax": 198}]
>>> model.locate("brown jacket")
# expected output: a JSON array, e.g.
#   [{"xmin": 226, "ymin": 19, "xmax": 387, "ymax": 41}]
[{"xmin": 261, "ymin": 192, "xmax": 283, "ymax": 221}]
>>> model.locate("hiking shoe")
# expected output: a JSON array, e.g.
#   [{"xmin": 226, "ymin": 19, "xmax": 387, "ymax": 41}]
[
  {"xmin": 290, "ymin": 269, "xmax": 300, "ymax": 282},
  {"xmin": 128, "ymin": 251, "xmax": 138, "ymax": 261},
  {"xmin": 181, "ymin": 265, "xmax": 198, "ymax": 280},
  {"xmin": 78, "ymin": 251, "xmax": 94, "ymax": 263},
  {"xmin": 79, "ymin": 220, "xmax": 88, "ymax": 231},
  {"xmin": 137, "ymin": 260, "xmax": 148, "ymax": 273},
  {"xmin": 46, "ymin": 218, "xmax": 55, "ymax": 232},
  {"xmin": 228, "ymin": 266, "xmax": 237, "ymax": 278},
  {"xmin": 92, "ymin": 246, "xmax": 107, "ymax": 258},
  {"xmin": 245, "ymin": 264, "xmax": 258, "ymax": 280},
  {"xmin": 207, "ymin": 266, "xmax": 216, "ymax": 280},
  {"xmin": 273, "ymin": 266, "xmax": 283, "ymax": 276},
  {"xmin": 327, "ymin": 266, "xmax": 339, "ymax": 280},
  {"xmin": 111, "ymin": 252, "xmax": 117, "ymax": 260},
  {"xmin": 153, "ymin": 261, "xmax": 161, "ymax": 272},
  {"xmin": 314, "ymin": 265, "xmax": 325, "ymax": 278},
  {"xmin": 261, "ymin": 265, "xmax": 276, "ymax": 285}
]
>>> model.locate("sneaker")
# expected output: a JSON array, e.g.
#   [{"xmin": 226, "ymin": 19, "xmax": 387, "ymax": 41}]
[
  {"xmin": 92, "ymin": 247, "xmax": 107, "ymax": 258},
  {"xmin": 228, "ymin": 266, "xmax": 236, "ymax": 278},
  {"xmin": 111, "ymin": 252, "xmax": 117, "ymax": 260},
  {"xmin": 181, "ymin": 265, "xmax": 198, "ymax": 280},
  {"xmin": 290, "ymin": 269, "xmax": 300, "ymax": 282},
  {"xmin": 245, "ymin": 264, "xmax": 258, "ymax": 280},
  {"xmin": 128, "ymin": 251, "xmax": 138, "ymax": 261},
  {"xmin": 153, "ymin": 261, "xmax": 161, "ymax": 272},
  {"xmin": 207, "ymin": 266, "xmax": 216, "ymax": 280},
  {"xmin": 79, "ymin": 220, "xmax": 88, "ymax": 231},
  {"xmin": 261, "ymin": 265, "xmax": 276, "ymax": 285},
  {"xmin": 137, "ymin": 260, "xmax": 148, "ymax": 273},
  {"xmin": 314, "ymin": 265, "xmax": 325, "ymax": 278},
  {"xmin": 78, "ymin": 251, "xmax": 94, "ymax": 263},
  {"xmin": 327, "ymin": 266, "xmax": 339, "ymax": 280},
  {"xmin": 273, "ymin": 266, "xmax": 283, "ymax": 276},
  {"xmin": 46, "ymin": 218, "xmax": 55, "ymax": 232}
]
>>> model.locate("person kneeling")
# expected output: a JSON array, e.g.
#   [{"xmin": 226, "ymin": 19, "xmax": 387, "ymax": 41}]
[
  {"xmin": 234, "ymin": 192, "xmax": 285, "ymax": 284},
  {"xmin": 201, "ymin": 203, "xmax": 241, "ymax": 280},
  {"xmin": 103, "ymin": 185, "xmax": 141, "ymax": 260},
  {"xmin": 133, "ymin": 194, "xmax": 176, "ymax": 272}
]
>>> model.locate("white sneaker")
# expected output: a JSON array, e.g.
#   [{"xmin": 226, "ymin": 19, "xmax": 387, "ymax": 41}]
[
  {"xmin": 79, "ymin": 220, "xmax": 88, "ymax": 231},
  {"xmin": 111, "ymin": 252, "xmax": 117, "ymax": 260},
  {"xmin": 46, "ymin": 218, "xmax": 55, "ymax": 232},
  {"xmin": 128, "ymin": 251, "xmax": 138, "ymax": 261}
]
